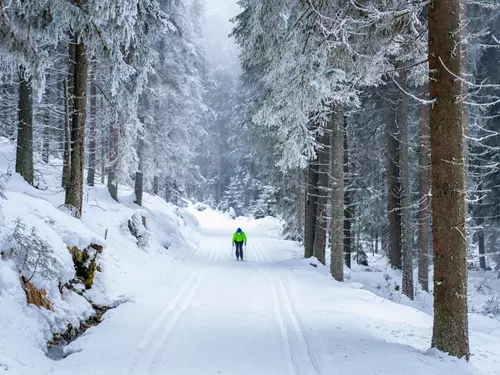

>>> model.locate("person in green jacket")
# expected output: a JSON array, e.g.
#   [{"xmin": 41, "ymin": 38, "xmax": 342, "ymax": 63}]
[{"xmin": 232, "ymin": 228, "xmax": 247, "ymax": 261}]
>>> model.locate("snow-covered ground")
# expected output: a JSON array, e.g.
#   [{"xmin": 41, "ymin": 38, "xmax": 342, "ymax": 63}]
[{"xmin": 1, "ymin": 138, "xmax": 500, "ymax": 374}]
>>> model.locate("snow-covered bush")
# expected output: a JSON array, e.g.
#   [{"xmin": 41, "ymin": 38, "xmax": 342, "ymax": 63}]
[
  {"xmin": 226, "ymin": 207, "xmax": 236, "ymax": 219},
  {"xmin": 354, "ymin": 249, "xmax": 369, "ymax": 267},
  {"xmin": 376, "ymin": 273, "xmax": 401, "ymax": 299},
  {"xmin": 482, "ymin": 296, "xmax": 500, "ymax": 319},
  {"xmin": 219, "ymin": 177, "xmax": 245, "ymax": 216},
  {"xmin": 194, "ymin": 202, "xmax": 208, "ymax": 211},
  {"xmin": 127, "ymin": 213, "xmax": 150, "ymax": 248},
  {"xmin": 250, "ymin": 185, "xmax": 278, "ymax": 219},
  {"xmin": 1, "ymin": 219, "xmax": 62, "ymax": 282}
]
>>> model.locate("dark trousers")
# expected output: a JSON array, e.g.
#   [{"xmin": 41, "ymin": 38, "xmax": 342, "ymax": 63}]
[{"xmin": 235, "ymin": 241, "xmax": 244, "ymax": 259}]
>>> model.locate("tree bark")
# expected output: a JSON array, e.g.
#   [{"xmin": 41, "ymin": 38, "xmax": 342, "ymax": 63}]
[
  {"xmin": 42, "ymin": 123, "xmax": 50, "ymax": 164},
  {"xmin": 153, "ymin": 175, "xmax": 159, "ymax": 195},
  {"xmin": 107, "ymin": 122, "xmax": 118, "ymax": 201},
  {"xmin": 461, "ymin": 3, "xmax": 469, "ymax": 200},
  {"xmin": 64, "ymin": 41, "xmax": 88, "ymax": 218},
  {"xmin": 387, "ymin": 86, "xmax": 402, "ymax": 269},
  {"xmin": 418, "ymin": 85, "xmax": 430, "ymax": 292},
  {"xmin": 330, "ymin": 105, "xmax": 344, "ymax": 281},
  {"xmin": 477, "ymin": 184, "xmax": 487, "ymax": 270},
  {"xmin": 134, "ymin": 95, "xmax": 149, "ymax": 206},
  {"xmin": 297, "ymin": 170, "xmax": 304, "ymax": 238},
  {"xmin": 100, "ymin": 96, "xmax": 106, "ymax": 185},
  {"xmin": 16, "ymin": 66, "xmax": 34, "ymax": 185},
  {"xmin": 398, "ymin": 68, "xmax": 414, "ymax": 300},
  {"xmin": 304, "ymin": 159, "xmax": 318, "ymax": 258},
  {"xmin": 42, "ymin": 77, "xmax": 50, "ymax": 164},
  {"xmin": 87, "ymin": 64, "xmax": 97, "ymax": 187},
  {"xmin": 134, "ymin": 138, "xmax": 145, "ymax": 206},
  {"xmin": 343, "ymin": 115, "xmax": 352, "ymax": 268},
  {"xmin": 62, "ymin": 41, "xmax": 75, "ymax": 190},
  {"xmin": 429, "ymin": 0, "xmax": 470, "ymax": 359},
  {"xmin": 314, "ymin": 126, "xmax": 331, "ymax": 265}
]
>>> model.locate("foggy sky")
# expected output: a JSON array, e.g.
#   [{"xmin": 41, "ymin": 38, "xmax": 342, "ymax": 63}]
[{"xmin": 202, "ymin": 0, "xmax": 241, "ymax": 73}]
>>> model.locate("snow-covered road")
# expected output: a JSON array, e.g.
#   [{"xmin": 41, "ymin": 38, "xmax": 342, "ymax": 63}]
[
  {"xmin": 44, "ymin": 209, "xmax": 499, "ymax": 375},
  {"xmin": 50, "ymin": 230, "xmax": 322, "ymax": 375},
  {"xmin": 124, "ymin": 236, "xmax": 320, "ymax": 375}
]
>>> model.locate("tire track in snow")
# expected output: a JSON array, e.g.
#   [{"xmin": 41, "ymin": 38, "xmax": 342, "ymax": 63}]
[
  {"xmin": 251, "ymin": 241, "xmax": 319, "ymax": 375},
  {"xmin": 122, "ymin": 241, "xmax": 219, "ymax": 375}
]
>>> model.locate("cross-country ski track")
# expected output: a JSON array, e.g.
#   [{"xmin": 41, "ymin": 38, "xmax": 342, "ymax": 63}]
[{"xmin": 44, "ymin": 209, "xmax": 499, "ymax": 375}]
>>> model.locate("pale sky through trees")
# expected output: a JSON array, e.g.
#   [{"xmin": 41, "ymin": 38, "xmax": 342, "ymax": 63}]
[{"xmin": 202, "ymin": 0, "xmax": 241, "ymax": 73}]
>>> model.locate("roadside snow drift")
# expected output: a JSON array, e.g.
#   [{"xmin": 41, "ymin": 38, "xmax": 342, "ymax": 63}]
[{"xmin": 0, "ymin": 138, "xmax": 199, "ymax": 374}]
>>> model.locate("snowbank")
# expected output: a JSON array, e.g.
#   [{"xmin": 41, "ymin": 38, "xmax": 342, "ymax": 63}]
[
  {"xmin": 0, "ymin": 139, "xmax": 200, "ymax": 373},
  {"xmin": 343, "ymin": 253, "xmax": 500, "ymax": 339}
]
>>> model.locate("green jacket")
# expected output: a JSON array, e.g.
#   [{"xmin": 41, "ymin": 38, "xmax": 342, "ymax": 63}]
[{"xmin": 232, "ymin": 231, "xmax": 247, "ymax": 245}]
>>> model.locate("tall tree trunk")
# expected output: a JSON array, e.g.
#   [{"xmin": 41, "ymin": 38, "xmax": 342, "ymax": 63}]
[
  {"xmin": 387, "ymin": 88, "xmax": 402, "ymax": 269},
  {"xmin": 16, "ymin": 66, "xmax": 34, "ymax": 185},
  {"xmin": 87, "ymin": 64, "xmax": 97, "ymax": 187},
  {"xmin": 418, "ymin": 85, "xmax": 430, "ymax": 292},
  {"xmin": 56, "ymin": 56, "xmax": 65, "ymax": 155},
  {"xmin": 42, "ymin": 125, "xmax": 50, "ymax": 163},
  {"xmin": 304, "ymin": 159, "xmax": 318, "ymax": 258},
  {"xmin": 134, "ymin": 96, "xmax": 147, "ymax": 206},
  {"xmin": 297, "ymin": 170, "xmax": 304, "ymax": 238},
  {"xmin": 100, "ymin": 96, "xmax": 106, "ymax": 185},
  {"xmin": 461, "ymin": 3, "xmax": 469, "ymax": 200},
  {"xmin": 107, "ymin": 122, "xmax": 118, "ymax": 201},
  {"xmin": 65, "ymin": 40, "xmax": 88, "ymax": 217},
  {"xmin": 314, "ymin": 126, "xmax": 331, "ymax": 265},
  {"xmin": 42, "ymin": 74, "xmax": 51, "ymax": 164},
  {"xmin": 477, "ymin": 184, "xmax": 487, "ymax": 270},
  {"xmin": 62, "ymin": 41, "xmax": 75, "ymax": 189},
  {"xmin": 429, "ymin": 0, "xmax": 470, "ymax": 359},
  {"xmin": 216, "ymin": 133, "xmax": 224, "ymax": 204},
  {"xmin": 330, "ymin": 105, "xmax": 344, "ymax": 281},
  {"xmin": 153, "ymin": 175, "xmax": 159, "ymax": 195},
  {"xmin": 343, "ymin": 115, "xmax": 352, "ymax": 268},
  {"xmin": 398, "ymin": 68, "xmax": 414, "ymax": 300},
  {"xmin": 134, "ymin": 138, "xmax": 145, "ymax": 206}
]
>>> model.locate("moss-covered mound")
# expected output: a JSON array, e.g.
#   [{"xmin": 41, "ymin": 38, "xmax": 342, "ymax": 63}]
[{"xmin": 68, "ymin": 244, "xmax": 103, "ymax": 289}]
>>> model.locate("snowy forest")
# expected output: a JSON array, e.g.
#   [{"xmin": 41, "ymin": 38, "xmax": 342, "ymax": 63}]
[{"xmin": 1, "ymin": 0, "xmax": 500, "ymax": 370}]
